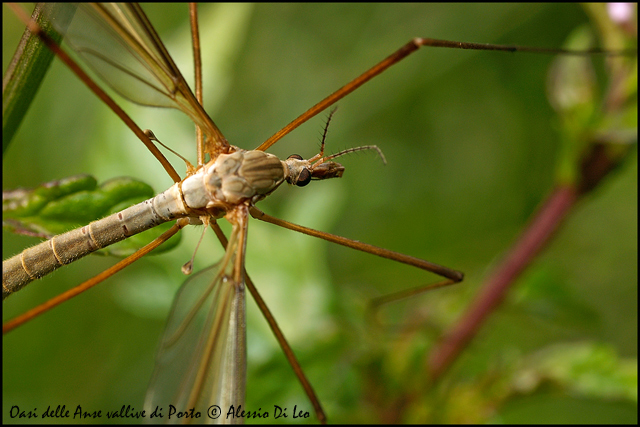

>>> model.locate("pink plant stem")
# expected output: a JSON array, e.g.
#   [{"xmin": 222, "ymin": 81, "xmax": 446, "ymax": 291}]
[{"xmin": 428, "ymin": 184, "xmax": 579, "ymax": 379}]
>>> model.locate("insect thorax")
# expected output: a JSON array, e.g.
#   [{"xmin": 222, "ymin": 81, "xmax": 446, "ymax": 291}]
[{"xmin": 181, "ymin": 150, "xmax": 286, "ymax": 215}]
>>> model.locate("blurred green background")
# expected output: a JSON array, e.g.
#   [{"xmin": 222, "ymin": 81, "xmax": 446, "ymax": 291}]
[{"xmin": 3, "ymin": 4, "xmax": 636, "ymax": 424}]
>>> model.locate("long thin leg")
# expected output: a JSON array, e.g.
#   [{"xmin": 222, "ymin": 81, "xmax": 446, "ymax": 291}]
[
  {"xmin": 250, "ymin": 207, "xmax": 463, "ymax": 283},
  {"xmin": 2, "ymin": 219, "xmax": 188, "ymax": 334},
  {"xmin": 210, "ymin": 221, "xmax": 327, "ymax": 424},
  {"xmin": 256, "ymin": 37, "xmax": 633, "ymax": 152},
  {"xmin": 189, "ymin": 3, "xmax": 206, "ymax": 166},
  {"xmin": 249, "ymin": 207, "xmax": 464, "ymax": 340},
  {"xmin": 7, "ymin": 4, "xmax": 182, "ymax": 182}
]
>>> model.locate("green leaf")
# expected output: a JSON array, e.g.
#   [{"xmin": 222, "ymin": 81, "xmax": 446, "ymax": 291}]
[
  {"xmin": 512, "ymin": 342, "xmax": 637, "ymax": 403},
  {"xmin": 3, "ymin": 174, "xmax": 180, "ymax": 256},
  {"xmin": 3, "ymin": 4, "xmax": 77, "ymax": 154}
]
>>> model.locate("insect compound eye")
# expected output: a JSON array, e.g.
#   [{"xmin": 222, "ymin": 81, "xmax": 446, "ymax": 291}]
[
  {"xmin": 296, "ymin": 168, "xmax": 312, "ymax": 187},
  {"xmin": 287, "ymin": 154, "xmax": 303, "ymax": 160}
]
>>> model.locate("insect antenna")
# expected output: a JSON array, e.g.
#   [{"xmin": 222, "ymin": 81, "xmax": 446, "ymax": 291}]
[
  {"xmin": 320, "ymin": 145, "xmax": 387, "ymax": 165},
  {"xmin": 311, "ymin": 106, "xmax": 387, "ymax": 166}
]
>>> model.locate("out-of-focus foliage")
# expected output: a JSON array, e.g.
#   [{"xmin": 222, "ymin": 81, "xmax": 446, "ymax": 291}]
[{"xmin": 3, "ymin": 4, "xmax": 636, "ymax": 424}]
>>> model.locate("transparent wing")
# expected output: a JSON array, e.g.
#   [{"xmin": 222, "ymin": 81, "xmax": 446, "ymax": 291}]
[
  {"xmin": 44, "ymin": 3, "xmax": 227, "ymax": 154},
  {"xmin": 144, "ymin": 220, "xmax": 247, "ymax": 424}
]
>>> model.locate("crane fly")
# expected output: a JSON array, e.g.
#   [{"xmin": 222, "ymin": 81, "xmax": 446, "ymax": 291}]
[{"xmin": 3, "ymin": 3, "xmax": 636, "ymax": 424}]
